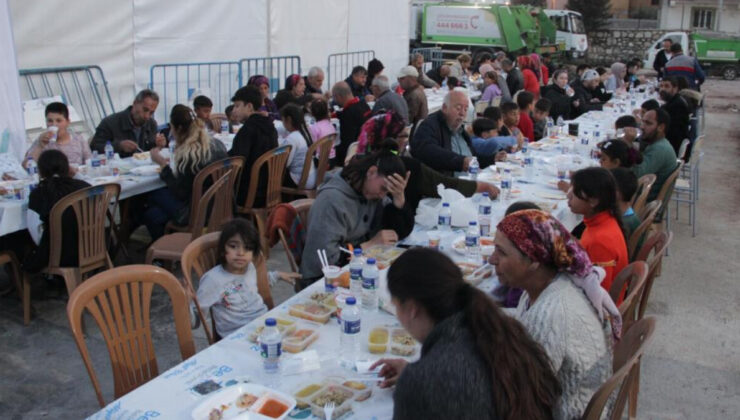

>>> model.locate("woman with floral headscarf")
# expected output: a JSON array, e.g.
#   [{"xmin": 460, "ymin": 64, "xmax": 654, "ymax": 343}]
[
  {"xmin": 247, "ymin": 75, "xmax": 280, "ymax": 121},
  {"xmin": 274, "ymin": 74, "xmax": 310, "ymax": 111},
  {"xmin": 490, "ymin": 209, "xmax": 619, "ymax": 420},
  {"xmin": 517, "ymin": 55, "xmax": 540, "ymax": 99}
]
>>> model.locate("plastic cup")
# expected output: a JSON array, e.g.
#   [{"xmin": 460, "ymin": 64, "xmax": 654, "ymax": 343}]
[
  {"xmin": 557, "ymin": 165, "xmax": 568, "ymax": 180},
  {"xmin": 322, "ymin": 265, "xmax": 341, "ymax": 292},
  {"xmin": 47, "ymin": 126, "xmax": 58, "ymax": 143},
  {"xmin": 427, "ymin": 231, "xmax": 441, "ymax": 249}
]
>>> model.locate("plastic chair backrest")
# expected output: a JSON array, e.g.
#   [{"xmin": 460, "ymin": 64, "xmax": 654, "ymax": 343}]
[
  {"xmin": 344, "ymin": 142, "xmax": 359, "ymax": 166},
  {"xmin": 66, "ymin": 265, "xmax": 195, "ymax": 407},
  {"xmin": 629, "ymin": 200, "xmax": 661, "ymax": 260},
  {"xmin": 242, "ymin": 145, "xmax": 292, "ymax": 211},
  {"xmin": 610, "ymin": 261, "xmax": 649, "ymax": 334},
  {"xmin": 190, "ymin": 171, "xmax": 232, "ymax": 240},
  {"xmin": 631, "ymin": 174, "xmax": 656, "ymax": 216},
  {"xmin": 310, "ymin": 135, "xmax": 335, "ymax": 188},
  {"xmin": 581, "ymin": 317, "xmax": 656, "ymax": 420},
  {"xmin": 277, "ymin": 198, "xmax": 315, "ymax": 273},
  {"xmin": 48, "ymin": 183, "xmax": 120, "ymax": 274},
  {"xmin": 634, "ymin": 231, "xmax": 673, "ymax": 319},
  {"xmin": 654, "ymin": 162, "xmax": 683, "ymax": 220},
  {"xmin": 187, "ymin": 157, "xmax": 245, "ymax": 230},
  {"xmin": 677, "ymin": 138, "xmax": 690, "ymax": 161}
]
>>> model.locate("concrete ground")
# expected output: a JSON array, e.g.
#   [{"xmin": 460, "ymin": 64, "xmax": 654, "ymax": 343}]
[{"xmin": 1, "ymin": 79, "xmax": 739, "ymax": 419}]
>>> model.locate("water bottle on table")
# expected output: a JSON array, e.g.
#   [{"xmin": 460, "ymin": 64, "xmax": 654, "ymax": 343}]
[
  {"xmin": 361, "ymin": 258, "xmax": 379, "ymax": 311},
  {"xmin": 466, "ymin": 221, "xmax": 481, "ymax": 263},
  {"xmin": 26, "ymin": 157, "xmax": 37, "ymax": 176},
  {"xmin": 340, "ymin": 297, "xmax": 361, "ymax": 367},
  {"xmin": 220, "ymin": 119, "xmax": 229, "ymax": 134},
  {"xmin": 501, "ymin": 169, "xmax": 512, "ymax": 200},
  {"xmin": 468, "ymin": 157, "xmax": 480, "ymax": 180},
  {"xmin": 349, "ymin": 249, "xmax": 364, "ymax": 297},
  {"xmin": 259, "ymin": 318, "xmax": 282, "ymax": 375},
  {"xmin": 478, "ymin": 193, "xmax": 492, "ymax": 236},
  {"xmin": 556, "ymin": 116, "xmax": 565, "ymax": 136},
  {"xmin": 169, "ymin": 139, "xmax": 176, "ymax": 155},
  {"xmin": 104, "ymin": 141, "xmax": 115, "ymax": 161},
  {"xmin": 546, "ymin": 117, "xmax": 554, "ymax": 137},
  {"xmin": 438, "ymin": 202, "xmax": 452, "ymax": 231},
  {"xmin": 91, "ymin": 151, "xmax": 101, "ymax": 177}
]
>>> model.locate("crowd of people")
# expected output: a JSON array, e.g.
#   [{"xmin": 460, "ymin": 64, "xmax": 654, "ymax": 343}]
[{"xmin": 1, "ymin": 44, "xmax": 704, "ymax": 420}]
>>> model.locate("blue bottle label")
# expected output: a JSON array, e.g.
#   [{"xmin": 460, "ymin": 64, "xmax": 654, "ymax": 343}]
[
  {"xmin": 260, "ymin": 342, "xmax": 281, "ymax": 358},
  {"xmin": 350, "ymin": 267, "xmax": 362, "ymax": 280},
  {"xmin": 465, "ymin": 235, "xmax": 479, "ymax": 247},
  {"xmin": 362, "ymin": 276, "xmax": 376, "ymax": 290},
  {"xmin": 501, "ymin": 180, "xmax": 510, "ymax": 189},
  {"xmin": 343, "ymin": 319, "xmax": 361, "ymax": 335},
  {"xmin": 479, "ymin": 204, "xmax": 491, "ymax": 215},
  {"xmin": 438, "ymin": 215, "xmax": 451, "ymax": 226}
]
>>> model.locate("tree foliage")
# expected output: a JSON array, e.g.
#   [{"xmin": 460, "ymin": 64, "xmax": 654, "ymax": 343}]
[{"xmin": 566, "ymin": 0, "xmax": 612, "ymax": 33}]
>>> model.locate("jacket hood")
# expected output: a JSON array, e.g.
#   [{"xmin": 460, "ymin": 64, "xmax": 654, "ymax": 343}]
[
  {"xmin": 247, "ymin": 113, "xmax": 277, "ymax": 136},
  {"xmin": 318, "ymin": 171, "xmax": 363, "ymax": 201}
]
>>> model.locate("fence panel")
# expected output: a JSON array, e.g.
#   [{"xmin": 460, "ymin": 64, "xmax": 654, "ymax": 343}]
[
  {"xmin": 239, "ymin": 55, "xmax": 301, "ymax": 95},
  {"xmin": 411, "ymin": 47, "xmax": 444, "ymax": 70},
  {"xmin": 326, "ymin": 50, "xmax": 375, "ymax": 90},
  {"xmin": 149, "ymin": 61, "xmax": 241, "ymax": 124},
  {"xmin": 19, "ymin": 65, "xmax": 116, "ymax": 136}
]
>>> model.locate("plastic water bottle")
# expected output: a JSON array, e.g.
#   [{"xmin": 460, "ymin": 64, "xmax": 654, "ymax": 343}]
[
  {"xmin": 468, "ymin": 157, "xmax": 480, "ymax": 180},
  {"xmin": 465, "ymin": 221, "xmax": 481, "ymax": 262},
  {"xmin": 501, "ymin": 169, "xmax": 512, "ymax": 200},
  {"xmin": 478, "ymin": 193, "xmax": 492, "ymax": 236},
  {"xmin": 523, "ymin": 155, "xmax": 534, "ymax": 178},
  {"xmin": 438, "ymin": 202, "xmax": 452, "ymax": 231},
  {"xmin": 169, "ymin": 139, "xmax": 176, "ymax": 155},
  {"xmin": 259, "ymin": 318, "xmax": 282, "ymax": 375},
  {"xmin": 91, "ymin": 151, "xmax": 101, "ymax": 177},
  {"xmin": 340, "ymin": 297, "xmax": 361, "ymax": 366},
  {"xmin": 546, "ymin": 117, "xmax": 554, "ymax": 137},
  {"xmin": 26, "ymin": 157, "xmax": 37, "ymax": 176},
  {"xmin": 556, "ymin": 116, "xmax": 565, "ymax": 135},
  {"xmin": 220, "ymin": 119, "xmax": 229, "ymax": 134},
  {"xmin": 361, "ymin": 258, "xmax": 379, "ymax": 311},
  {"xmin": 349, "ymin": 249, "xmax": 364, "ymax": 297},
  {"xmin": 104, "ymin": 141, "xmax": 114, "ymax": 161}
]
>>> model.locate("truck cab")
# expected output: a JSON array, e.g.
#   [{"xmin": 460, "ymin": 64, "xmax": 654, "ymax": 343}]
[{"xmin": 544, "ymin": 10, "xmax": 587, "ymax": 58}]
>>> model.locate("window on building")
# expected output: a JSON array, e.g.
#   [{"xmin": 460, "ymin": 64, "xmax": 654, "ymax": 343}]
[{"xmin": 692, "ymin": 8, "xmax": 715, "ymax": 30}]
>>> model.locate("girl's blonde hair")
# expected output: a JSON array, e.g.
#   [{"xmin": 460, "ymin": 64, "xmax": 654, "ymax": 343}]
[{"xmin": 169, "ymin": 104, "xmax": 212, "ymax": 176}]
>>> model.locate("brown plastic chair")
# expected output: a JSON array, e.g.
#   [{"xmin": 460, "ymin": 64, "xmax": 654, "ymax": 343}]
[
  {"xmin": 628, "ymin": 200, "xmax": 661, "ymax": 260},
  {"xmin": 344, "ymin": 142, "xmax": 359, "ymax": 166},
  {"xmin": 631, "ymin": 174, "xmax": 656, "ymax": 216},
  {"xmin": 67, "ymin": 265, "xmax": 195, "ymax": 407},
  {"xmin": 23, "ymin": 183, "xmax": 120, "ymax": 325},
  {"xmin": 236, "ymin": 145, "xmax": 292, "ymax": 256},
  {"xmin": 282, "ymin": 135, "xmax": 335, "ymax": 198},
  {"xmin": 609, "ymin": 261, "xmax": 648, "ymax": 335},
  {"xmin": 0, "ymin": 250, "xmax": 23, "ymax": 303},
  {"xmin": 276, "ymin": 199, "xmax": 315, "ymax": 274},
  {"xmin": 145, "ymin": 171, "xmax": 232, "ymax": 265},
  {"xmin": 581, "ymin": 316, "xmax": 656, "ymax": 420},
  {"xmin": 180, "ymin": 231, "xmax": 274, "ymax": 344},
  {"xmin": 634, "ymin": 231, "xmax": 673, "ymax": 320},
  {"xmin": 165, "ymin": 156, "xmax": 245, "ymax": 234}
]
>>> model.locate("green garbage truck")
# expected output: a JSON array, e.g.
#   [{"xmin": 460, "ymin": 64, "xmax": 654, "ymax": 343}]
[
  {"xmin": 645, "ymin": 32, "xmax": 740, "ymax": 80},
  {"xmin": 410, "ymin": 2, "xmax": 566, "ymax": 63}
]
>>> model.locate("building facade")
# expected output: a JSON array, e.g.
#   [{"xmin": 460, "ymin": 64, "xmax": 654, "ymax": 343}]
[{"xmin": 659, "ymin": 0, "xmax": 740, "ymax": 33}]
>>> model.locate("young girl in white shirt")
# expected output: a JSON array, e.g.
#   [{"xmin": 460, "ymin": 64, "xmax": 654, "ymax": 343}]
[{"xmin": 279, "ymin": 104, "xmax": 316, "ymax": 189}]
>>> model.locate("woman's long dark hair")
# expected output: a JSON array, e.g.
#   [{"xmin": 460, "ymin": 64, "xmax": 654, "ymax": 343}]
[
  {"xmin": 341, "ymin": 143, "xmax": 405, "ymax": 193},
  {"xmin": 280, "ymin": 104, "xmax": 313, "ymax": 148},
  {"xmin": 388, "ymin": 248, "xmax": 561, "ymax": 420},
  {"xmin": 599, "ymin": 139, "xmax": 641, "ymax": 167},
  {"xmin": 571, "ymin": 167, "xmax": 626, "ymax": 237}
]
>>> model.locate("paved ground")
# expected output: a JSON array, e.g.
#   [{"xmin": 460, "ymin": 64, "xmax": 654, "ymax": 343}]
[{"xmin": 1, "ymin": 79, "xmax": 738, "ymax": 419}]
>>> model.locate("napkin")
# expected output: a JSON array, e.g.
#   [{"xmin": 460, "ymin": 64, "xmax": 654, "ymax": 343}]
[{"xmin": 414, "ymin": 184, "xmax": 477, "ymax": 228}]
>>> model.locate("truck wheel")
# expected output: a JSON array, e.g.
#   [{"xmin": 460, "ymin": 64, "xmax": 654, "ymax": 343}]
[{"xmin": 722, "ymin": 66, "xmax": 737, "ymax": 81}]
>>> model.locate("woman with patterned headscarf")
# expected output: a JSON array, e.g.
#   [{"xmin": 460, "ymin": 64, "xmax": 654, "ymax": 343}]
[
  {"xmin": 490, "ymin": 209, "xmax": 619, "ymax": 420},
  {"xmin": 517, "ymin": 55, "xmax": 540, "ymax": 99},
  {"xmin": 246, "ymin": 75, "xmax": 280, "ymax": 121},
  {"xmin": 273, "ymin": 74, "xmax": 310, "ymax": 111}
]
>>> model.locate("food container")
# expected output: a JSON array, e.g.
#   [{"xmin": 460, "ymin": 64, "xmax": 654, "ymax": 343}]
[
  {"xmin": 252, "ymin": 392, "xmax": 294, "ymax": 419},
  {"xmin": 248, "ymin": 316, "xmax": 297, "ymax": 343},
  {"xmin": 293, "ymin": 383, "xmax": 323, "ymax": 409},
  {"xmin": 190, "ymin": 383, "xmax": 296, "ymax": 420},
  {"xmin": 342, "ymin": 380, "xmax": 372, "ymax": 402},
  {"xmin": 308, "ymin": 291, "xmax": 338, "ymax": 310},
  {"xmin": 333, "ymin": 291, "xmax": 354, "ymax": 324},
  {"xmin": 367, "ymin": 326, "xmax": 390, "ymax": 354},
  {"xmin": 288, "ymin": 302, "xmax": 333, "ymax": 324},
  {"xmin": 363, "ymin": 245, "xmax": 405, "ymax": 269},
  {"xmin": 282, "ymin": 327, "xmax": 319, "ymax": 353},
  {"xmin": 308, "ymin": 384, "xmax": 355, "ymax": 420},
  {"xmin": 390, "ymin": 328, "xmax": 418, "ymax": 357}
]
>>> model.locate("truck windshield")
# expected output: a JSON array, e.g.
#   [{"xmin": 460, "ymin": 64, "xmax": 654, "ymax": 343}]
[
  {"xmin": 570, "ymin": 15, "xmax": 585, "ymax": 34},
  {"xmin": 551, "ymin": 15, "xmax": 568, "ymax": 32}
]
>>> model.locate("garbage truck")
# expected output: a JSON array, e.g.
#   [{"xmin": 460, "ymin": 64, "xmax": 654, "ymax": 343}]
[
  {"xmin": 645, "ymin": 31, "xmax": 740, "ymax": 80},
  {"xmin": 410, "ymin": 2, "xmax": 564, "ymax": 64}
]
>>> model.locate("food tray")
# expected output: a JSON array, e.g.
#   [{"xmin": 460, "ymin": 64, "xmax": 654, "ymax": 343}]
[
  {"xmin": 308, "ymin": 291, "xmax": 338, "ymax": 310},
  {"xmin": 288, "ymin": 302, "xmax": 333, "ymax": 324},
  {"xmin": 390, "ymin": 328, "xmax": 418, "ymax": 357},
  {"xmin": 190, "ymin": 383, "xmax": 296, "ymax": 420},
  {"xmin": 452, "ymin": 236, "xmax": 493, "ymax": 255},
  {"xmin": 342, "ymin": 380, "xmax": 372, "ymax": 402},
  {"xmin": 367, "ymin": 326, "xmax": 389, "ymax": 354},
  {"xmin": 363, "ymin": 245, "xmax": 405, "ymax": 269},
  {"xmin": 293, "ymin": 383, "xmax": 324, "ymax": 409},
  {"xmin": 248, "ymin": 315, "xmax": 297, "ymax": 343},
  {"xmin": 282, "ymin": 327, "xmax": 319, "ymax": 353},
  {"xmin": 308, "ymin": 384, "xmax": 355, "ymax": 420}
]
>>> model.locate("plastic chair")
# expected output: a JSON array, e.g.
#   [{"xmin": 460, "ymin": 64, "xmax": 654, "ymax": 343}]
[
  {"xmin": 23, "ymin": 183, "xmax": 120, "ymax": 325},
  {"xmin": 67, "ymin": 265, "xmax": 195, "ymax": 407},
  {"xmin": 634, "ymin": 231, "xmax": 673, "ymax": 320},
  {"xmin": 165, "ymin": 156, "xmax": 244, "ymax": 235},
  {"xmin": 275, "ymin": 199, "xmax": 314, "ymax": 274},
  {"xmin": 0, "ymin": 251, "xmax": 23, "ymax": 307},
  {"xmin": 236, "ymin": 145, "xmax": 292, "ymax": 256},
  {"xmin": 145, "ymin": 171, "xmax": 232, "ymax": 266},
  {"xmin": 673, "ymin": 135, "xmax": 704, "ymax": 237},
  {"xmin": 344, "ymin": 142, "xmax": 359, "ymax": 166},
  {"xmin": 676, "ymin": 138, "xmax": 690, "ymax": 162},
  {"xmin": 180, "ymin": 232, "xmax": 274, "ymax": 344},
  {"xmin": 609, "ymin": 261, "xmax": 649, "ymax": 334},
  {"xmin": 628, "ymin": 200, "xmax": 661, "ymax": 261},
  {"xmin": 282, "ymin": 135, "xmax": 334, "ymax": 198},
  {"xmin": 581, "ymin": 317, "xmax": 656, "ymax": 420},
  {"xmin": 653, "ymin": 162, "xmax": 683, "ymax": 252},
  {"xmin": 631, "ymin": 174, "xmax": 656, "ymax": 217}
]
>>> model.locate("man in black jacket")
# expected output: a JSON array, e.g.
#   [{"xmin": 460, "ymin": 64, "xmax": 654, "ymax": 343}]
[
  {"xmin": 228, "ymin": 85, "xmax": 278, "ymax": 208},
  {"xmin": 90, "ymin": 89, "xmax": 167, "ymax": 157},
  {"xmin": 652, "ymin": 38, "xmax": 673, "ymax": 79},
  {"xmin": 659, "ymin": 76, "xmax": 691, "ymax": 157},
  {"xmin": 572, "ymin": 69, "xmax": 604, "ymax": 118},
  {"xmin": 502, "ymin": 59, "xmax": 524, "ymax": 95},
  {"xmin": 332, "ymin": 81, "xmax": 371, "ymax": 166},
  {"xmin": 410, "ymin": 90, "xmax": 494, "ymax": 177},
  {"xmin": 426, "ymin": 65, "xmax": 450, "ymax": 86}
]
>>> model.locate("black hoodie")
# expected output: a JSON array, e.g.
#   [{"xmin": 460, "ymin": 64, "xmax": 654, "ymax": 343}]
[{"xmin": 228, "ymin": 113, "xmax": 278, "ymax": 207}]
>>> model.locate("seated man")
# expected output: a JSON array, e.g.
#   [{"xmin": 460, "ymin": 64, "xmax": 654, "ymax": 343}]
[
  {"xmin": 371, "ymin": 75, "xmax": 409, "ymax": 125},
  {"xmin": 90, "ymin": 89, "xmax": 166, "ymax": 157},
  {"xmin": 344, "ymin": 66, "xmax": 374, "ymax": 102},
  {"xmin": 304, "ymin": 66, "xmax": 326, "ymax": 99},
  {"xmin": 470, "ymin": 115, "xmax": 515, "ymax": 159},
  {"xmin": 193, "ymin": 95, "xmax": 216, "ymax": 132},
  {"xmin": 426, "ymin": 64, "xmax": 450, "ymax": 86},
  {"xmin": 410, "ymin": 52, "xmax": 439, "ymax": 88},
  {"xmin": 228, "ymin": 85, "xmax": 278, "ymax": 208},
  {"xmin": 628, "ymin": 109, "xmax": 678, "ymax": 202},
  {"xmin": 658, "ymin": 76, "xmax": 691, "ymax": 157},
  {"xmin": 572, "ymin": 69, "xmax": 604, "ymax": 118},
  {"xmin": 398, "ymin": 65, "xmax": 429, "ymax": 126},
  {"xmin": 410, "ymin": 90, "xmax": 495, "ymax": 177},
  {"xmin": 532, "ymin": 98, "xmax": 551, "ymax": 141},
  {"xmin": 502, "ymin": 59, "xmax": 523, "ymax": 95},
  {"xmin": 332, "ymin": 81, "xmax": 371, "ymax": 166},
  {"xmin": 615, "ymin": 115, "xmax": 639, "ymax": 144}
]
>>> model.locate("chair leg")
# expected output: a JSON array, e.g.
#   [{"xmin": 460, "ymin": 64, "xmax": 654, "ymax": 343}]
[
  {"xmin": 628, "ymin": 362, "xmax": 642, "ymax": 420},
  {"xmin": 145, "ymin": 248, "xmax": 155, "ymax": 265},
  {"xmin": 665, "ymin": 206, "xmax": 671, "ymax": 256},
  {"xmin": 23, "ymin": 273, "xmax": 32, "ymax": 326}
]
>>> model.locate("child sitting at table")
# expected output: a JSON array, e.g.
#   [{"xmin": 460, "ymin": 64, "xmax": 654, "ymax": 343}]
[
  {"xmin": 193, "ymin": 95, "xmax": 216, "ymax": 133},
  {"xmin": 25, "ymin": 102, "xmax": 91, "ymax": 167},
  {"xmin": 196, "ymin": 219, "xmax": 268, "ymax": 338},
  {"xmin": 469, "ymin": 117, "xmax": 513, "ymax": 161},
  {"xmin": 516, "ymin": 91, "xmax": 535, "ymax": 142},
  {"xmin": 498, "ymin": 102, "xmax": 522, "ymax": 138},
  {"xmin": 532, "ymin": 98, "xmax": 551, "ymax": 141},
  {"xmin": 610, "ymin": 167, "xmax": 644, "ymax": 250}
]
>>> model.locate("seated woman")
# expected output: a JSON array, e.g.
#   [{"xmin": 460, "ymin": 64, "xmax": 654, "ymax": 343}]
[
  {"xmin": 299, "ymin": 149, "xmax": 411, "ymax": 289},
  {"xmin": 247, "ymin": 75, "xmax": 280, "ymax": 121},
  {"xmin": 371, "ymin": 248, "xmax": 561, "ymax": 420},
  {"xmin": 541, "ymin": 69, "xmax": 579, "ymax": 122},
  {"xmin": 479, "ymin": 71, "xmax": 503, "ymax": 105},
  {"xmin": 146, "ymin": 104, "xmax": 227, "ymax": 240},
  {"xmin": 273, "ymin": 74, "xmax": 309, "ymax": 111},
  {"xmin": 25, "ymin": 102, "xmax": 91, "ymax": 167},
  {"xmin": 567, "ymin": 167, "xmax": 629, "ymax": 300},
  {"xmin": 23, "ymin": 150, "xmax": 91, "ymax": 274},
  {"xmin": 279, "ymin": 104, "xmax": 316, "ymax": 189},
  {"xmin": 491, "ymin": 209, "xmax": 620, "ymax": 420},
  {"xmin": 605, "ymin": 62, "xmax": 626, "ymax": 93}
]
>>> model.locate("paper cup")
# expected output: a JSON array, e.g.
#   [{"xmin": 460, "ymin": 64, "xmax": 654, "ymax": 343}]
[
  {"xmin": 47, "ymin": 126, "xmax": 59, "ymax": 142},
  {"xmin": 427, "ymin": 231, "xmax": 441, "ymax": 249},
  {"xmin": 322, "ymin": 265, "xmax": 341, "ymax": 292}
]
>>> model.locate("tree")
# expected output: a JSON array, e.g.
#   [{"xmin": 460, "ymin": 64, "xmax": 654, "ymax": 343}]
[
  {"xmin": 566, "ymin": 0, "xmax": 612, "ymax": 33},
  {"xmin": 512, "ymin": 0, "xmax": 546, "ymax": 6}
]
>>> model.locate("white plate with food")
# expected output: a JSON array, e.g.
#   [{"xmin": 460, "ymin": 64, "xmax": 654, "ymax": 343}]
[
  {"xmin": 130, "ymin": 165, "xmax": 161, "ymax": 176},
  {"xmin": 132, "ymin": 151, "xmax": 152, "ymax": 164},
  {"xmin": 89, "ymin": 176, "xmax": 121, "ymax": 185},
  {"xmin": 534, "ymin": 191, "xmax": 567, "ymax": 201},
  {"xmin": 191, "ymin": 383, "xmax": 296, "ymax": 420},
  {"xmin": 452, "ymin": 236, "xmax": 494, "ymax": 254}
]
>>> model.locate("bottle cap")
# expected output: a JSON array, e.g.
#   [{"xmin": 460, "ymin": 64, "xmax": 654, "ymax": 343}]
[
  {"xmin": 469, "ymin": 221, "xmax": 477, "ymax": 226},
  {"xmin": 482, "ymin": 192, "xmax": 489, "ymax": 197},
  {"xmin": 354, "ymin": 248, "xmax": 363, "ymax": 256},
  {"xmin": 265, "ymin": 318, "xmax": 277, "ymax": 326},
  {"xmin": 346, "ymin": 297, "xmax": 356, "ymax": 305},
  {"xmin": 367, "ymin": 258, "xmax": 376, "ymax": 264},
  {"xmin": 442, "ymin": 202, "xmax": 450, "ymax": 207}
]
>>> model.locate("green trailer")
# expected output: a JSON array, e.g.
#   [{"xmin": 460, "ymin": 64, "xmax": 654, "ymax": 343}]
[{"xmin": 646, "ymin": 32, "xmax": 740, "ymax": 80}]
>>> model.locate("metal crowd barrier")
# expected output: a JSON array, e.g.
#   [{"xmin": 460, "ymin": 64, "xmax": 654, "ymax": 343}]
[
  {"xmin": 149, "ymin": 61, "xmax": 241, "ymax": 124},
  {"xmin": 239, "ymin": 55, "xmax": 301, "ymax": 95},
  {"xmin": 411, "ymin": 47, "xmax": 444, "ymax": 70},
  {"xmin": 19, "ymin": 65, "xmax": 116, "ymax": 135},
  {"xmin": 326, "ymin": 50, "xmax": 375, "ymax": 89}
]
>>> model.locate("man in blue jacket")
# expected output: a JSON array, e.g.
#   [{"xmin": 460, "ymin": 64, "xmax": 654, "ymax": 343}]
[{"xmin": 664, "ymin": 43, "xmax": 705, "ymax": 91}]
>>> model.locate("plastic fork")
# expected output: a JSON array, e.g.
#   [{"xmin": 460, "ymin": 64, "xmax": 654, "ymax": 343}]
[{"xmin": 323, "ymin": 401, "xmax": 335, "ymax": 420}]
